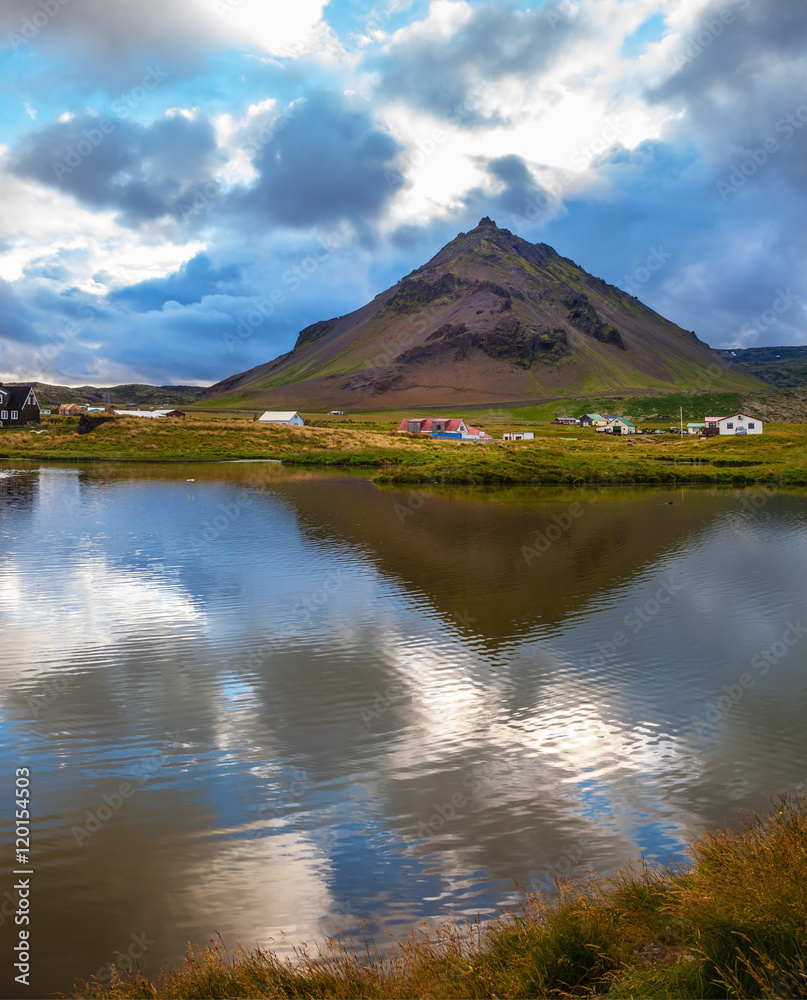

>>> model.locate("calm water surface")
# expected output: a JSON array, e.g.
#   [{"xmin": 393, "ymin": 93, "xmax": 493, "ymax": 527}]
[{"xmin": 1, "ymin": 462, "xmax": 806, "ymax": 996}]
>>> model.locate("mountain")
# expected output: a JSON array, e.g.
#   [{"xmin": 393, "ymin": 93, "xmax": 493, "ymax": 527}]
[
  {"xmin": 203, "ymin": 218, "xmax": 762, "ymax": 409},
  {"xmin": 716, "ymin": 346, "xmax": 807, "ymax": 388},
  {"xmin": 4, "ymin": 382, "xmax": 206, "ymax": 407}
]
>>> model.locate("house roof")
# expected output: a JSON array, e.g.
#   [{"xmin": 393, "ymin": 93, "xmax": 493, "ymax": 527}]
[
  {"xmin": 0, "ymin": 384, "xmax": 37, "ymax": 410},
  {"xmin": 257, "ymin": 411, "xmax": 302, "ymax": 421},
  {"xmin": 397, "ymin": 417, "xmax": 466, "ymax": 432},
  {"xmin": 583, "ymin": 413, "xmax": 603, "ymax": 420},
  {"xmin": 609, "ymin": 416, "xmax": 635, "ymax": 426}
]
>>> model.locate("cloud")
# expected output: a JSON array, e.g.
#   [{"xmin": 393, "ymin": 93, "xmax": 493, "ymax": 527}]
[
  {"xmin": 228, "ymin": 91, "xmax": 404, "ymax": 228},
  {"xmin": 109, "ymin": 253, "xmax": 243, "ymax": 311},
  {"xmin": 375, "ymin": 0, "xmax": 586, "ymax": 124},
  {"xmin": 0, "ymin": 0, "xmax": 331, "ymax": 87},
  {"xmin": 9, "ymin": 110, "xmax": 225, "ymax": 225}
]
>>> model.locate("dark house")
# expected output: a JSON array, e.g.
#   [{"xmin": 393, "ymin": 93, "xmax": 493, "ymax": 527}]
[{"xmin": 0, "ymin": 384, "xmax": 41, "ymax": 426}]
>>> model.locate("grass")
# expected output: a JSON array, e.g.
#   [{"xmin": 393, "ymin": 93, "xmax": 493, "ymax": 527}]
[
  {"xmin": 73, "ymin": 795, "xmax": 807, "ymax": 999},
  {"xmin": 2, "ymin": 413, "xmax": 806, "ymax": 487}
]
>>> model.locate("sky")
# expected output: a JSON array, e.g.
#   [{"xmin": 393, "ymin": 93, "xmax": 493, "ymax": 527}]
[{"xmin": 0, "ymin": 0, "xmax": 806, "ymax": 387}]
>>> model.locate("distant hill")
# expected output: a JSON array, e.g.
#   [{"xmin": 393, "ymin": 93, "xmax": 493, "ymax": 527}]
[
  {"xmin": 202, "ymin": 217, "xmax": 762, "ymax": 410},
  {"xmin": 716, "ymin": 346, "xmax": 807, "ymax": 388},
  {"xmin": 3, "ymin": 382, "xmax": 206, "ymax": 407}
]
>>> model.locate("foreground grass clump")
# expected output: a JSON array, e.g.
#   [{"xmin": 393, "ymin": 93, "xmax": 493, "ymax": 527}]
[{"xmin": 75, "ymin": 796, "xmax": 807, "ymax": 999}]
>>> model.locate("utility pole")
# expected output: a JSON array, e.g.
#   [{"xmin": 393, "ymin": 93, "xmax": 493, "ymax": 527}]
[{"xmin": 680, "ymin": 406, "xmax": 683, "ymax": 438}]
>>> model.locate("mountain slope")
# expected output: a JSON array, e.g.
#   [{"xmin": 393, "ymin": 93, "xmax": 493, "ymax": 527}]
[
  {"xmin": 717, "ymin": 346, "xmax": 807, "ymax": 388},
  {"xmin": 203, "ymin": 218, "xmax": 762, "ymax": 409},
  {"xmin": 3, "ymin": 382, "xmax": 205, "ymax": 406}
]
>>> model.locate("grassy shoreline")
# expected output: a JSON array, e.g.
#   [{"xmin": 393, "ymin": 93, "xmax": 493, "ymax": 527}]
[
  {"xmin": 1, "ymin": 414, "xmax": 806, "ymax": 487},
  {"xmin": 74, "ymin": 796, "xmax": 807, "ymax": 999}
]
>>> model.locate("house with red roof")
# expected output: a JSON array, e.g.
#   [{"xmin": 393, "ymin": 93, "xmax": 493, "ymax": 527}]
[{"xmin": 396, "ymin": 417, "xmax": 492, "ymax": 441}]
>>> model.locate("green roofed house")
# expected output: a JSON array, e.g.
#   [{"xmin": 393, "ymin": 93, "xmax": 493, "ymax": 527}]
[
  {"xmin": 578, "ymin": 413, "xmax": 604, "ymax": 427},
  {"xmin": 606, "ymin": 417, "xmax": 636, "ymax": 435}
]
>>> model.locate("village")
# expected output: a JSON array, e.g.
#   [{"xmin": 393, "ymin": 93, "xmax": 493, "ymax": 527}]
[{"xmin": 0, "ymin": 385, "xmax": 765, "ymax": 441}]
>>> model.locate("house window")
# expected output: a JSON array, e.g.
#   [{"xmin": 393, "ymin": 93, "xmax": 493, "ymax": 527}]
[
  {"xmin": 748, "ymin": 422, "xmax": 755, "ymax": 429},
  {"xmin": 1, "ymin": 411, "xmax": 6, "ymax": 420},
  {"xmin": 10, "ymin": 411, "xmax": 18, "ymax": 420},
  {"xmin": 726, "ymin": 422, "xmax": 733, "ymax": 429}
]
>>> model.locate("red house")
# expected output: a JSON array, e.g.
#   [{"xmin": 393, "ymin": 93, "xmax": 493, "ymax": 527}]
[{"xmin": 396, "ymin": 417, "xmax": 492, "ymax": 441}]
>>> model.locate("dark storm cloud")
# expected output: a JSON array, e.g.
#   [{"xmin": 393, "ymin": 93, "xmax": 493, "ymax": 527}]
[
  {"xmin": 110, "ymin": 254, "xmax": 243, "ymax": 311},
  {"xmin": 649, "ymin": 0, "xmax": 807, "ymax": 202},
  {"xmin": 9, "ymin": 111, "xmax": 225, "ymax": 225},
  {"xmin": 374, "ymin": 2, "xmax": 584, "ymax": 124},
  {"xmin": 652, "ymin": 0, "xmax": 807, "ymax": 109},
  {"xmin": 229, "ymin": 91, "xmax": 404, "ymax": 227}
]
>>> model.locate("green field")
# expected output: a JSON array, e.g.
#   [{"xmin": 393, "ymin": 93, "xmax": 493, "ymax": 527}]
[{"xmin": 2, "ymin": 411, "xmax": 806, "ymax": 487}]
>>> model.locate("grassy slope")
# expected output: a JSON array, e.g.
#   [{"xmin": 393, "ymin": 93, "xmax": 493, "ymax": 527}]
[
  {"xmin": 73, "ymin": 796, "xmax": 807, "ymax": 999},
  {"xmin": 716, "ymin": 347, "xmax": 807, "ymax": 389},
  {"xmin": 2, "ymin": 414, "xmax": 806, "ymax": 486}
]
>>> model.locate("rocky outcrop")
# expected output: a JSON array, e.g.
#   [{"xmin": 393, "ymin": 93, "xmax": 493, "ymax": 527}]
[
  {"xmin": 564, "ymin": 291, "xmax": 625, "ymax": 350},
  {"xmin": 294, "ymin": 318, "xmax": 338, "ymax": 350}
]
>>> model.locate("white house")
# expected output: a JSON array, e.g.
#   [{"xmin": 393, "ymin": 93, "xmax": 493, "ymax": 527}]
[
  {"xmin": 703, "ymin": 413, "xmax": 763, "ymax": 436},
  {"xmin": 605, "ymin": 417, "xmax": 636, "ymax": 435},
  {"xmin": 687, "ymin": 422, "xmax": 706, "ymax": 435},
  {"xmin": 257, "ymin": 411, "xmax": 305, "ymax": 426},
  {"xmin": 502, "ymin": 432, "xmax": 535, "ymax": 441}
]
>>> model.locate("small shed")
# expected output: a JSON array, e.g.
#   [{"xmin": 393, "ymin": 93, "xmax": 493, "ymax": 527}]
[
  {"xmin": 59, "ymin": 403, "xmax": 83, "ymax": 416},
  {"xmin": 257, "ymin": 411, "xmax": 304, "ymax": 426}
]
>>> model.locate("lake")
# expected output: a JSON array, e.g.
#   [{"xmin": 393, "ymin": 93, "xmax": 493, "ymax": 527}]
[{"xmin": 1, "ymin": 461, "xmax": 806, "ymax": 997}]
